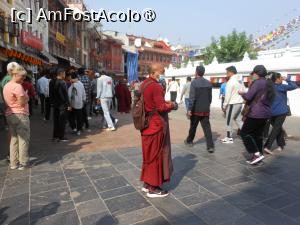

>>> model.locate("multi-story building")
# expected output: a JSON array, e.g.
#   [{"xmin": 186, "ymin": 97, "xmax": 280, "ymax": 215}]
[
  {"xmin": 0, "ymin": 0, "xmax": 49, "ymax": 74},
  {"xmin": 100, "ymin": 34, "xmax": 123, "ymax": 75},
  {"xmin": 127, "ymin": 35, "xmax": 175, "ymax": 77}
]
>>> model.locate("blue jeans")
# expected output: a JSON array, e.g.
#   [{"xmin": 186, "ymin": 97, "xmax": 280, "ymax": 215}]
[{"xmin": 184, "ymin": 98, "xmax": 190, "ymax": 111}]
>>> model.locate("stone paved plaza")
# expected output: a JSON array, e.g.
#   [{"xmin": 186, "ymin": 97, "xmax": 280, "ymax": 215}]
[{"xmin": 0, "ymin": 109, "xmax": 300, "ymax": 225}]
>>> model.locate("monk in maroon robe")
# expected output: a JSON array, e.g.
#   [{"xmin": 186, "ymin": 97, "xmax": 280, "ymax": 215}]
[
  {"xmin": 140, "ymin": 63, "xmax": 176, "ymax": 198},
  {"xmin": 115, "ymin": 80, "xmax": 131, "ymax": 113}
]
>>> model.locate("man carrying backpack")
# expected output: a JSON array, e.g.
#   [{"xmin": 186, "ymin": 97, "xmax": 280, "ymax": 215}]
[{"xmin": 136, "ymin": 63, "xmax": 178, "ymax": 198}]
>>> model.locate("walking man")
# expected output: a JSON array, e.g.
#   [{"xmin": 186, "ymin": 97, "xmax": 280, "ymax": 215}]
[
  {"xmin": 140, "ymin": 63, "xmax": 177, "ymax": 198},
  {"xmin": 96, "ymin": 71, "xmax": 116, "ymax": 131},
  {"xmin": 184, "ymin": 66, "xmax": 215, "ymax": 153},
  {"xmin": 221, "ymin": 66, "xmax": 245, "ymax": 144},
  {"xmin": 180, "ymin": 76, "xmax": 192, "ymax": 111},
  {"xmin": 37, "ymin": 70, "xmax": 50, "ymax": 119},
  {"xmin": 78, "ymin": 68, "xmax": 91, "ymax": 132},
  {"xmin": 167, "ymin": 76, "xmax": 179, "ymax": 102}
]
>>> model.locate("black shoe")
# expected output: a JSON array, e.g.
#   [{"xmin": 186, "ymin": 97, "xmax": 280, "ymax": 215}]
[
  {"xmin": 207, "ymin": 148, "xmax": 215, "ymax": 153},
  {"xmin": 184, "ymin": 140, "xmax": 193, "ymax": 147}
]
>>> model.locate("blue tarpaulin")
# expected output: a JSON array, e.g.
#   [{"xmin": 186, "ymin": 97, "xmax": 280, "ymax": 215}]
[{"xmin": 127, "ymin": 52, "xmax": 139, "ymax": 84}]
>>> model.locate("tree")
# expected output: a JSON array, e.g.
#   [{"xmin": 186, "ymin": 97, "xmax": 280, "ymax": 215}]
[{"xmin": 203, "ymin": 30, "xmax": 258, "ymax": 65}]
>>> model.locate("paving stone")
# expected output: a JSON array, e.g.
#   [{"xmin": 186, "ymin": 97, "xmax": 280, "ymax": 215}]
[
  {"xmin": 192, "ymin": 175, "xmax": 236, "ymax": 196},
  {"xmin": 67, "ymin": 175, "xmax": 92, "ymax": 189},
  {"xmin": 133, "ymin": 216, "xmax": 170, "ymax": 225},
  {"xmin": 249, "ymin": 173, "xmax": 282, "ymax": 185},
  {"xmin": 273, "ymin": 182, "xmax": 300, "ymax": 198},
  {"xmin": 2, "ymin": 177, "xmax": 29, "ymax": 199},
  {"xmin": 178, "ymin": 190, "xmax": 219, "ymax": 206},
  {"xmin": 245, "ymin": 204, "xmax": 299, "ymax": 225},
  {"xmin": 105, "ymin": 192, "xmax": 150, "ymax": 216},
  {"xmin": 113, "ymin": 162, "xmax": 135, "ymax": 172},
  {"xmin": 99, "ymin": 185, "xmax": 136, "ymax": 200},
  {"xmin": 33, "ymin": 210, "xmax": 80, "ymax": 225},
  {"xmin": 201, "ymin": 166, "xmax": 243, "ymax": 180},
  {"xmin": 170, "ymin": 180, "xmax": 201, "ymax": 198},
  {"xmin": 70, "ymin": 185, "xmax": 99, "ymax": 204},
  {"xmin": 263, "ymin": 194, "xmax": 300, "ymax": 210},
  {"xmin": 81, "ymin": 211, "xmax": 116, "ymax": 225},
  {"xmin": 223, "ymin": 192, "xmax": 258, "ymax": 210},
  {"xmin": 120, "ymin": 168, "xmax": 143, "ymax": 188},
  {"xmin": 236, "ymin": 184, "xmax": 285, "ymax": 202},
  {"xmin": 31, "ymin": 168, "xmax": 62, "ymax": 177},
  {"xmin": 220, "ymin": 214, "xmax": 265, "ymax": 225},
  {"xmin": 63, "ymin": 168, "xmax": 86, "ymax": 178},
  {"xmin": 115, "ymin": 206, "xmax": 161, "ymax": 225},
  {"xmin": 191, "ymin": 199, "xmax": 245, "ymax": 225},
  {"xmin": 103, "ymin": 152, "xmax": 126, "ymax": 164},
  {"xmin": 76, "ymin": 199, "xmax": 107, "ymax": 218},
  {"xmin": 93, "ymin": 176, "xmax": 129, "ymax": 192},
  {"xmin": 280, "ymin": 201, "xmax": 300, "ymax": 221},
  {"xmin": 0, "ymin": 193, "xmax": 29, "ymax": 225},
  {"xmin": 31, "ymin": 173, "xmax": 65, "ymax": 185},
  {"xmin": 227, "ymin": 163, "xmax": 255, "ymax": 176},
  {"xmin": 221, "ymin": 176, "xmax": 253, "ymax": 186},
  {"xmin": 118, "ymin": 148, "xmax": 141, "ymax": 158},
  {"xmin": 30, "ymin": 188, "xmax": 74, "ymax": 221},
  {"xmin": 149, "ymin": 195, "xmax": 198, "ymax": 223},
  {"xmin": 77, "ymin": 154, "xmax": 105, "ymax": 163},
  {"xmin": 31, "ymin": 180, "xmax": 68, "ymax": 194},
  {"xmin": 85, "ymin": 166, "xmax": 119, "ymax": 180}
]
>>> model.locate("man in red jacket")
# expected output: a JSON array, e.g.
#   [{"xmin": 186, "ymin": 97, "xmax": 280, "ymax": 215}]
[{"xmin": 140, "ymin": 63, "xmax": 177, "ymax": 198}]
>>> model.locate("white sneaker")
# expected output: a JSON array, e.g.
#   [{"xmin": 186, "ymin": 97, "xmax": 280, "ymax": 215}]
[
  {"xmin": 77, "ymin": 131, "xmax": 81, "ymax": 136},
  {"xmin": 114, "ymin": 119, "xmax": 119, "ymax": 127},
  {"xmin": 141, "ymin": 187, "xmax": 149, "ymax": 193},
  {"xmin": 10, "ymin": 165, "xmax": 18, "ymax": 170},
  {"xmin": 106, "ymin": 127, "xmax": 116, "ymax": 131},
  {"xmin": 263, "ymin": 148, "xmax": 273, "ymax": 155},
  {"xmin": 247, "ymin": 153, "xmax": 265, "ymax": 165},
  {"xmin": 88, "ymin": 117, "xmax": 92, "ymax": 120},
  {"xmin": 221, "ymin": 137, "xmax": 234, "ymax": 144},
  {"xmin": 274, "ymin": 147, "xmax": 283, "ymax": 152}
]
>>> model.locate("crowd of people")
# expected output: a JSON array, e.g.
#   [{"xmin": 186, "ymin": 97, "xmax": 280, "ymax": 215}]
[
  {"xmin": 0, "ymin": 61, "xmax": 133, "ymax": 170},
  {"xmin": 0, "ymin": 60, "xmax": 298, "ymax": 199},
  {"xmin": 138, "ymin": 63, "xmax": 298, "ymax": 198}
]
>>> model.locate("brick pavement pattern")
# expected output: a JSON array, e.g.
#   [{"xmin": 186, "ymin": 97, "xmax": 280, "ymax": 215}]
[{"xmin": 0, "ymin": 108, "xmax": 300, "ymax": 225}]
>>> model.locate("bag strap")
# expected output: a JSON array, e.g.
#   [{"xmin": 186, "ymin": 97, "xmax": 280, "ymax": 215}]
[{"xmin": 141, "ymin": 80, "xmax": 155, "ymax": 95}]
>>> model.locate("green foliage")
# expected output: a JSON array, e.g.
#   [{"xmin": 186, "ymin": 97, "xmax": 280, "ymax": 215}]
[{"xmin": 203, "ymin": 30, "xmax": 258, "ymax": 65}]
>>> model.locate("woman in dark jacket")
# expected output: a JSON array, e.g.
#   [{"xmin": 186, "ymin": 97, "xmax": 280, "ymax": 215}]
[
  {"xmin": 238, "ymin": 65, "xmax": 275, "ymax": 165},
  {"xmin": 264, "ymin": 73, "xmax": 298, "ymax": 154}
]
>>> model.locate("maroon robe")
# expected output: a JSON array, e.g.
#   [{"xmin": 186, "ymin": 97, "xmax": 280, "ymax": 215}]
[
  {"xmin": 115, "ymin": 83, "xmax": 131, "ymax": 113},
  {"xmin": 140, "ymin": 78, "xmax": 174, "ymax": 187}
]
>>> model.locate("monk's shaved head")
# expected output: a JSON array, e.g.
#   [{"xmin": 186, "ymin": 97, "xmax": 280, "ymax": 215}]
[
  {"xmin": 149, "ymin": 63, "xmax": 165, "ymax": 81},
  {"xmin": 149, "ymin": 63, "xmax": 164, "ymax": 75}
]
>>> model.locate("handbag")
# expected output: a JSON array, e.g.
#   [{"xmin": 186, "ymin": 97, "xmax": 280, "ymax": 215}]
[{"xmin": 241, "ymin": 94, "xmax": 262, "ymax": 120}]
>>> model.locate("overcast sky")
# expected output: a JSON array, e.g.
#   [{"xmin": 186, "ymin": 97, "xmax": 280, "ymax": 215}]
[{"xmin": 85, "ymin": 0, "xmax": 300, "ymax": 47}]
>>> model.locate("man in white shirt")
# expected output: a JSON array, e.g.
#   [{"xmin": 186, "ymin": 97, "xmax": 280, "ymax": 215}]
[
  {"xmin": 68, "ymin": 73, "xmax": 86, "ymax": 136},
  {"xmin": 221, "ymin": 66, "xmax": 245, "ymax": 144},
  {"xmin": 37, "ymin": 71, "xmax": 50, "ymax": 120},
  {"xmin": 167, "ymin": 77, "xmax": 180, "ymax": 102},
  {"xmin": 180, "ymin": 76, "xmax": 192, "ymax": 111},
  {"xmin": 96, "ymin": 71, "xmax": 116, "ymax": 131}
]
